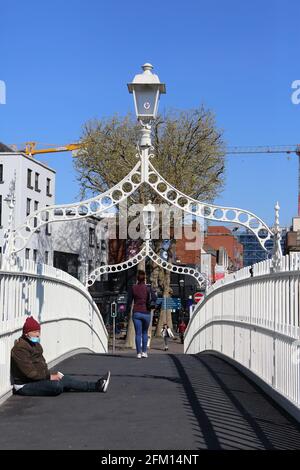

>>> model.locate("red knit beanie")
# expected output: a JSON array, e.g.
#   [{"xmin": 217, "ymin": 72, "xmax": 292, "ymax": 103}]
[{"xmin": 23, "ymin": 316, "xmax": 41, "ymax": 335}]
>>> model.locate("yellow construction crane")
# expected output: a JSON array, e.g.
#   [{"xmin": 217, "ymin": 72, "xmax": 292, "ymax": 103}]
[
  {"xmin": 225, "ymin": 144, "xmax": 300, "ymax": 215},
  {"xmin": 226, "ymin": 144, "xmax": 300, "ymax": 156},
  {"xmin": 20, "ymin": 142, "xmax": 300, "ymax": 156},
  {"xmin": 13, "ymin": 141, "xmax": 300, "ymax": 214},
  {"xmin": 22, "ymin": 141, "xmax": 82, "ymax": 156}
]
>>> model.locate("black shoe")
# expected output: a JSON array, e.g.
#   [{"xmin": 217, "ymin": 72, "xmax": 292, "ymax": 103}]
[{"xmin": 96, "ymin": 371, "xmax": 111, "ymax": 393}]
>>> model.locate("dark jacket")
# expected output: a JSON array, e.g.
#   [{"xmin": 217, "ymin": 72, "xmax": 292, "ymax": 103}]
[
  {"xmin": 126, "ymin": 283, "xmax": 157, "ymax": 314},
  {"xmin": 11, "ymin": 336, "xmax": 51, "ymax": 385}
]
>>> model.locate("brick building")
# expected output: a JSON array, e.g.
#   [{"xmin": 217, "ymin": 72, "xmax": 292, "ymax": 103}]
[
  {"xmin": 286, "ymin": 217, "xmax": 300, "ymax": 254},
  {"xmin": 174, "ymin": 221, "xmax": 203, "ymax": 266},
  {"xmin": 204, "ymin": 226, "xmax": 243, "ymax": 272}
]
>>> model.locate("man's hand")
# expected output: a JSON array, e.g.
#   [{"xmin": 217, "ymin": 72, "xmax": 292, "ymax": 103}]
[{"xmin": 50, "ymin": 373, "xmax": 62, "ymax": 381}]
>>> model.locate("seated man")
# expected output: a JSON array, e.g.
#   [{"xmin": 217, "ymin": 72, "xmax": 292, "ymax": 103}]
[{"xmin": 11, "ymin": 316, "xmax": 110, "ymax": 396}]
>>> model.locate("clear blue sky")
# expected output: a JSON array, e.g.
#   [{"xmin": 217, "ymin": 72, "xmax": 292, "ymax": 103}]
[{"xmin": 1, "ymin": 0, "xmax": 299, "ymax": 226}]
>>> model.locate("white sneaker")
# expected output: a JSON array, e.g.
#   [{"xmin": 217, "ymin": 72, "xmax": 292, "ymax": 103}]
[
  {"xmin": 96, "ymin": 371, "xmax": 111, "ymax": 393},
  {"xmin": 137, "ymin": 353, "xmax": 142, "ymax": 359},
  {"xmin": 142, "ymin": 352, "xmax": 148, "ymax": 358}
]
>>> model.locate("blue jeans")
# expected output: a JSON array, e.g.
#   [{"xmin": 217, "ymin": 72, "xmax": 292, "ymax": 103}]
[
  {"xmin": 15, "ymin": 375, "xmax": 97, "ymax": 396},
  {"xmin": 133, "ymin": 312, "xmax": 151, "ymax": 354}
]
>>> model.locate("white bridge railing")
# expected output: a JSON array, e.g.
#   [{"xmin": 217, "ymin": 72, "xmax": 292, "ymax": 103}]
[
  {"xmin": 0, "ymin": 260, "xmax": 108, "ymax": 403},
  {"xmin": 185, "ymin": 253, "xmax": 300, "ymax": 421}
]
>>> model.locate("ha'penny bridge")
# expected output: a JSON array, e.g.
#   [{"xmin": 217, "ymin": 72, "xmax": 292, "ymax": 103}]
[{"xmin": 0, "ymin": 64, "xmax": 299, "ymax": 450}]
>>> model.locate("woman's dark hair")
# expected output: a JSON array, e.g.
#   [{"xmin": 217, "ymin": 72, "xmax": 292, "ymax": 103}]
[{"xmin": 137, "ymin": 270, "xmax": 146, "ymax": 283}]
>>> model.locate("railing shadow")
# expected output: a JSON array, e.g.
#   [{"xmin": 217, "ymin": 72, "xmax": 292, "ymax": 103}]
[
  {"xmin": 168, "ymin": 353, "xmax": 300, "ymax": 449},
  {"xmin": 192, "ymin": 353, "xmax": 300, "ymax": 449}
]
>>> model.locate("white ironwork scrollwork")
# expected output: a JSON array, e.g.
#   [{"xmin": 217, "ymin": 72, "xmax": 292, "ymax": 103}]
[
  {"xmin": 271, "ymin": 202, "xmax": 282, "ymax": 272},
  {"xmin": 87, "ymin": 245, "xmax": 147, "ymax": 287},
  {"xmin": 146, "ymin": 162, "xmax": 273, "ymax": 250},
  {"xmin": 5, "ymin": 161, "xmax": 142, "ymax": 257},
  {"xmin": 86, "ymin": 241, "xmax": 207, "ymax": 289},
  {"xmin": 6, "ymin": 141, "xmax": 274, "ymax": 260}
]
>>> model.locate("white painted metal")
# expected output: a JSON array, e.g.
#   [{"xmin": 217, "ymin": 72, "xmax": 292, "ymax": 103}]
[
  {"xmin": 147, "ymin": 161, "xmax": 273, "ymax": 250},
  {"xmin": 272, "ymin": 202, "xmax": 283, "ymax": 271},
  {"xmin": 185, "ymin": 253, "xmax": 300, "ymax": 418},
  {"xmin": 6, "ymin": 117, "xmax": 275, "ymax": 261},
  {"xmin": 0, "ymin": 260, "xmax": 108, "ymax": 402},
  {"xmin": 127, "ymin": 63, "xmax": 166, "ymax": 123},
  {"xmin": 5, "ymin": 161, "xmax": 142, "ymax": 257},
  {"xmin": 7, "ymin": 150, "xmax": 275, "ymax": 259},
  {"xmin": 86, "ymin": 241, "xmax": 208, "ymax": 288}
]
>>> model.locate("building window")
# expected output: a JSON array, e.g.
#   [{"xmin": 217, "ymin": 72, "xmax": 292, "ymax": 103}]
[
  {"xmin": 35, "ymin": 173, "xmax": 40, "ymax": 192},
  {"xmin": 89, "ymin": 228, "xmax": 95, "ymax": 247},
  {"xmin": 46, "ymin": 178, "xmax": 52, "ymax": 197},
  {"xmin": 27, "ymin": 169, "xmax": 33, "ymax": 189},
  {"xmin": 0, "ymin": 164, "xmax": 3, "ymax": 183},
  {"xmin": 34, "ymin": 201, "xmax": 39, "ymax": 228},
  {"xmin": 25, "ymin": 248, "xmax": 30, "ymax": 260},
  {"xmin": 45, "ymin": 251, "xmax": 49, "ymax": 264},
  {"xmin": 88, "ymin": 259, "xmax": 93, "ymax": 273},
  {"xmin": 45, "ymin": 205, "xmax": 51, "ymax": 235},
  {"xmin": 26, "ymin": 198, "xmax": 31, "ymax": 216},
  {"xmin": 33, "ymin": 249, "xmax": 37, "ymax": 262},
  {"xmin": 53, "ymin": 251, "xmax": 79, "ymax": 279},
  {"xmin": 0, "ymin": 195, "xmax": 2, "ymax": 227}
]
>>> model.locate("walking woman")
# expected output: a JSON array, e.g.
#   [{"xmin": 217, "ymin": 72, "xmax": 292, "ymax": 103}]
[{"xmin": 126, "ymin": 270, "xmax": 157, "ymax": 359}]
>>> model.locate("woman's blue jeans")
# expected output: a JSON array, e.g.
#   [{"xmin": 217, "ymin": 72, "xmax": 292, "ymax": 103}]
[{"xmin": 133, "ymin": 312, "xmax": 151, "ymax": 354}]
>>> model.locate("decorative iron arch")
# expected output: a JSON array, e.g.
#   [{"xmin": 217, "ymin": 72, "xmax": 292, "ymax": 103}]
[
  {"xmin": 4, "ymin": 161, "xmax": 142, "ymax": 257},
  {"xmin": 86, "ymin": 241, "xmax": 208, "ymax": 288},
  {"xmin": 3, "ymin": 93, "xmax": 280, "ymax": 283},
  {"xmin": 5, "ymin": 148, "xmax": 275, "ymax": 261},
  {"xmin": 146, "ymin": 161, "xmax": 273, "ymax": 250}
]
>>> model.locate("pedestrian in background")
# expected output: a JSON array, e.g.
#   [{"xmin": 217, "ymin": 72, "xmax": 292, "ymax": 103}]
[
  {"xmin": 177, "ymin": 320, "xmax": 187, "ymax": 344},
  {"xmin": 161, "ymin": 323, "xmax": 174, "ymax": 351},
  {"xmin": 126, "ymin": 270, "xmax": 157, "ymax": 359}
]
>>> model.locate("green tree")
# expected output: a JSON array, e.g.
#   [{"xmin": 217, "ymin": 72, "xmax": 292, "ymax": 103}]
[{"xmin": 74, "ymin": 107, "xmax": 225, "ymax": 346}]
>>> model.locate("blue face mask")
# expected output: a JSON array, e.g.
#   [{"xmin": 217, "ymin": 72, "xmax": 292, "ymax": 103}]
[{"xmin": 28, "ymin": 336, "xmax": 40, "ymax": 344}]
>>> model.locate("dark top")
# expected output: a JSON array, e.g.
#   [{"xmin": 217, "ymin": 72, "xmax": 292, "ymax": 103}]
[
  {"xmin": 178, "ymin": 323, "xmax": 187, "ymax": 333},
  {"xmin": 11, "ymin": 336, "xmax": 51, "ymax": 385},
  {"xmin": 126, "ymin": 283, "xmax": 157, "ymax": 314}
]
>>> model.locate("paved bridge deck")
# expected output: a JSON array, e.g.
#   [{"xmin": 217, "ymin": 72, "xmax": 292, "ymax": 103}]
[{"xmin": 0, "ymin": 347, "xmax": 300, "ymax": 450}]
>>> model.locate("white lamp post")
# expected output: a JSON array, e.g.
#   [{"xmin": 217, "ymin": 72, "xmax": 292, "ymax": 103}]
[
  {"xmin": 128, "ymin": 63, "xmax": 166, "ymax": 181},
  {"xmin": 142, "ymin": 200, "xmax": 156, "ymax": 241},
  {"xmin": 3, "ymin": 174, "xmax": 16, "ymax": 263}
]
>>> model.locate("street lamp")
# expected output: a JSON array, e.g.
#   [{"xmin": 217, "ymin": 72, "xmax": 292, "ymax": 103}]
[
  {"xmin": 143, "ymin": 200, "xmax": 156, "ymax": 240},
  {"xmin": 128, "ymin": 63, "xmax": 166, "ymax": 180},
  {"xmin": 128, "ymin": 63, "xmax": 166, "ymax": 140},
  {"xmin": 3, "ymin": 174, "xmax": 16, "ymax": 260}
]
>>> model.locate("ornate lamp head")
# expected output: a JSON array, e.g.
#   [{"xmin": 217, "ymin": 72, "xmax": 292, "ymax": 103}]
[{"xmin": 128, "ymin": 63, "xmax": 166, "ymax": 124}]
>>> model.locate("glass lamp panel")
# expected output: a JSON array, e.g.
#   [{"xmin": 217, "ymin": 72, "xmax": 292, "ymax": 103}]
[
  {"xmin": 148, "ymin": 212, "xmax": 153, "ymax": 227},
  {"xmin": 142, "ymin": 210, "xmax": 148, "ymax": 227},
  {"xmin": 150, "ymin": 210, "xmax": 155, "ymax": 227},
  {"xmin": 143, "ymin": 209, "xmax": 155, "ymax": 227},
  {"xmin": 134, "ymin": 85, "xmax": 158, "ymax": 119}
]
